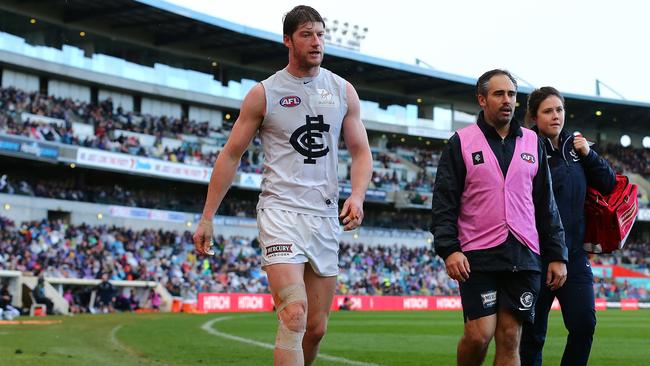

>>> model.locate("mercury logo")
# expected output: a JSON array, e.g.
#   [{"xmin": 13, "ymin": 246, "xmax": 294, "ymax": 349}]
[
  {"xmin": 266, "ymin": 244, "xmax": 292, "ymax": 256},
  {"xmin": 290, "ymin": 114, "xmax": 330, "ymax": 164},
  {"xmin": 280, "ymin": 96, "xmax": 301, "ymax": 107}
]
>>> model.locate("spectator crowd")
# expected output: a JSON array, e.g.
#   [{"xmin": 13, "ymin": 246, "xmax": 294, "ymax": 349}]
[
  {"xmin": 3, "ymin": 86, "xmax": 648, "ymax": 209},
  {"xmin": 1, "ymin": 87, "xmax": 650, "ymax": 316},
  {"xmin": 0, "ymin": 86, "xmax": 449, "ymax": 191},
  {"xmin": 0, "ymin": 86, "xmax": 263, "ymax": 173},
  {"xmin": 1, "ymin": 217, "xmax": 648, "ymax": 317}
]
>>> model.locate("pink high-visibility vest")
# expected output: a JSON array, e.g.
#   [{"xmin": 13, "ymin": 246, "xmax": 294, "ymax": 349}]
[{"xmin": 457, "ymin": 124, "xmax": 540, "ymax": 254}]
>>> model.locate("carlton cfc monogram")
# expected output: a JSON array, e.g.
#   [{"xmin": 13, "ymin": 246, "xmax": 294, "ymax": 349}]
[{"xmin": 290, "ymin": 114, "xmax": 331, "ymax": 164}]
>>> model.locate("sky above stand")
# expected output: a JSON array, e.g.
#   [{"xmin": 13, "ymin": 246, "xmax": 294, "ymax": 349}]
[{"xmin": 165, "ymin": 0, "xmax": 650, "ymax": 103}]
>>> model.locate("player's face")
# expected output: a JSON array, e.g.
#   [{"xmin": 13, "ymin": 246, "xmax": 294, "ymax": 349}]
[
  {"xmin": 478, "ymin": 74, "xmax": 517, "ymax": 127},
  {"xmin": 285, "ymin": 21, "xmax": 325, "ymax": 68},
  {"xmin": 534, "ymin": 95, "xmax": 565, "ymax": 140}
]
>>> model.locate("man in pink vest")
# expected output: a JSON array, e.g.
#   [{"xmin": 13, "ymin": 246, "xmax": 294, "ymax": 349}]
[{"xmin": 431, "ymin": 69, "xmax": 568, "ymax": 366}]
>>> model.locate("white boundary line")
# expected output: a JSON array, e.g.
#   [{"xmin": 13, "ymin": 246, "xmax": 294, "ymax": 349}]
[{"xmin": 201, "ymin": 316, "xmax": 380, "ymax": 366}]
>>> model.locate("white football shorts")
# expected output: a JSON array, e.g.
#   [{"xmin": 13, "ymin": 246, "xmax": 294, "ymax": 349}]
[{"xmin": 257, "ymin": 208, "xmax": 341, "ymax": 277}]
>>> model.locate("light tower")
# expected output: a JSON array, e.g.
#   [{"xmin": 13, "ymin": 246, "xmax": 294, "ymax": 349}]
[{"xmin": 323, "ymin": 17, "xmax": 368, "ymax": 52}]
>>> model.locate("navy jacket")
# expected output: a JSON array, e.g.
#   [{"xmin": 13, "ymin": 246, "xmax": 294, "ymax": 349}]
[{"xmin": 538, "ymin": 129, "xmax": 616, "ymax": 260}]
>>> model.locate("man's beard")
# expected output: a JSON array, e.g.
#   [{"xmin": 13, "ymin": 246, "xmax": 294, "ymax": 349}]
[{"xmin": 294, "ymin": 49, "xmax": 321, "ymax": 68}]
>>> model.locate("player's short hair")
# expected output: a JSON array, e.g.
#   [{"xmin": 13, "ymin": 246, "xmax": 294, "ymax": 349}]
[
  {"xmin": 283, "ymin": 5, "xmax": 325, "ymax": 37},
  {"xmin": 476, "ymin": 69, "xmax": 518, "ymax": 97}
]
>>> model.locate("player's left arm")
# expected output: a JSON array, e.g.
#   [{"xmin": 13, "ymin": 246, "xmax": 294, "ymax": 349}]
[{"xmin": 340, "ymin": 81, "xmax": 372, "ymax": 231}]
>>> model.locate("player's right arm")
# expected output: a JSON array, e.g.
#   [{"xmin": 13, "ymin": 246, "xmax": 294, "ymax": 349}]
[{"xmin": 193, "ymin": 83, "xmax": 266, "ymax": 255}]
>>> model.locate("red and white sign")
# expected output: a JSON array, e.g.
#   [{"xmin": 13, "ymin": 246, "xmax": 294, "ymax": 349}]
[
  {"xmin": 332, "ymin": 295, "xmax": 463, "ymax": 311},
  {"xmin": 403, "ymin": 297, "xmax": 429, "ymax": 310},
  {"xmin": 197, "ymin": 294, "xmax": 466, "ymax": 312},
  {"xmin": 197, "ymin": 293, "xmax": 643, "ymax": 312},
  {"xmin": 198, "ymin": 293, "xmax": 274, "ymax": 312},
  {"xmin": 620, "ymin": 299, "xmax": 639, "ymax": 311},
  {"xmin": 435, "ymin": 296, "xmax": 462, "ymax": 310},
  {"xmin": 334, "ymin": 296, "xmax": 365, "ymax": 310}
]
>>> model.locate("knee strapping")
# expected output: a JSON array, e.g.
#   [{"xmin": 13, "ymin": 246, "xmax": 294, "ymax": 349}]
[
  {"xmin": 276, "ymin": 320, "xmax": 305, "ymax": 351},
  {"xmin": 275, "ymin": 284, "xmax": 307, "ymax": 351},
  {"xmin": 276, "ymin": 283, "xmax": 307, "ymax": 313}
]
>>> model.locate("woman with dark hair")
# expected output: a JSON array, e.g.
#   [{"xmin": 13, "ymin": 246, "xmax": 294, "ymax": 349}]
[{"xmin": 520, "ymin": 87, "xmax": 616, "ymax": 366}]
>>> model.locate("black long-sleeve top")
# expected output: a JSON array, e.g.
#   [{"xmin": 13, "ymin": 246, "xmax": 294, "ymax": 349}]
[{"xmin": 431, "ymin": 112, "xmax": 568, "ymax": 272}]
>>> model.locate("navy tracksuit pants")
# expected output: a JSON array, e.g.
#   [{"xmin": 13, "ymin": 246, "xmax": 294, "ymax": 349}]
[{"xmin": 520, "ymin": 255, "xmax": 596, "ymax": 366}]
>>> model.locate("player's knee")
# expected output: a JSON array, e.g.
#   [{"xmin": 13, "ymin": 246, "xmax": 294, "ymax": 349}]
[
  {"xmin": 280, "ymin": 302, "xmax": 307, "ymax": 331},
  {"xmin": 496, "ymin": 326, "xmax": 521, "ymax": 351},
  {"xmin": 305, "ymin": 317, "xmax": 328, "ymax": 343},
  {"xmin": 462, "ymin": 330, "xmax": 492, "ymax": 351},
  {"xmin": 275, "ymin": 284, "xmax": 308, "ymax": 351},
  {"xmin": 276, "ymin": 283, "xmax": 307, "ymax": 322}
]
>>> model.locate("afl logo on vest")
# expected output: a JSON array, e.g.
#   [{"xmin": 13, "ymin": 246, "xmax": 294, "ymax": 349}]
[
  {"xmin": 279, "ymin": 96, "xmax": 301, "ymax": 107},
  {"xmin": 520, "ymin": 152, "xmax": 536, "ymax": 164},
  {"xmin": 290, "ymin": 114, "xmax": 331, "ymax": 164}
]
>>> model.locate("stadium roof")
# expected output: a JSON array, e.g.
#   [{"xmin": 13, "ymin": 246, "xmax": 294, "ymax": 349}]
[{"xmin": 2, "ymin": 0, "xmax": 650, "ymax": 129}]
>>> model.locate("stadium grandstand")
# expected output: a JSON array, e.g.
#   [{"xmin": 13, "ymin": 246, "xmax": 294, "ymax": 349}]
[{"xmin": 0, "ymin": 1, "xmax": 649, "ymax": 364}]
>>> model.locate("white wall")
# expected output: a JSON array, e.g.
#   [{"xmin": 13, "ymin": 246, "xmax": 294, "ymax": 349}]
[
  {"xmin": 189, "ymin": 105, "xmax": 222, "ymax": 128},
  {"xmin": 2, "ymin": 69, "xmax": 39, "ymax": 93},
  {"xmin": 141, "ymin": 97, "xmax": 181, "ymax": 118},
  {"xmin": 48, "ymin": 79, "xmax": 90, "ymax": 103}
]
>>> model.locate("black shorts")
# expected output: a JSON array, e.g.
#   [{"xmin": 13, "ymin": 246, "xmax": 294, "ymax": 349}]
[{"xmin": 459, "ymin": 270, "xmax": 541, "ymax": 324}]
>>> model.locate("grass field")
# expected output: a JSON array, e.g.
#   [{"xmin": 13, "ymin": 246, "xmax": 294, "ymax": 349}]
[{"xmin": 1, "ymin": 310, "xmax": 649, "ymax": 365}]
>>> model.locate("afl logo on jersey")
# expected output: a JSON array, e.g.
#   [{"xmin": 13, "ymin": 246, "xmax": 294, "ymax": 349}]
[
  {"xmin": 280, "ymin": 96, "xmax": 301, "ymax": 107},
  {"xmin": 520, "ymin": 152, "xmax": 536, "ymax": 164}
]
